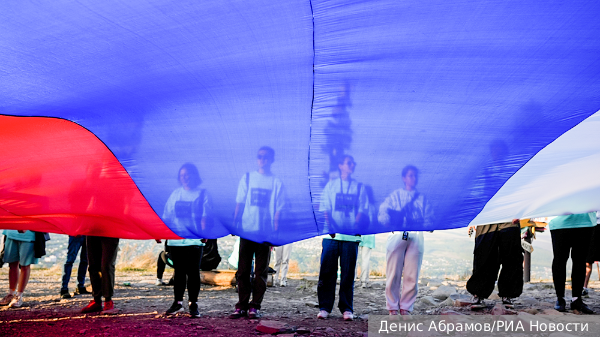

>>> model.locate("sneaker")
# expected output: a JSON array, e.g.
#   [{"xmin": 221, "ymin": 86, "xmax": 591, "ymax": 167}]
[
  {"xmin": 280, "ymin": 279, "xmax": 287, "ymax": 287},
  {"xmin": 470, "ymin": 296, "xmax": 486, "ymax": 310},
  {"xmin": 571, "ymin": 298, "xmax": 594, "ymax": 314},
  {"xmin": 189, "ymin": 302, "xmax": 201, "ymax": 318},
  {"xmin": 388, "ymin": 310, "xmax": 398, "ymax": 315},
  {"xmin": 8, "ymin": 295, "xmax": 23, "ymax": 308},
  {"xmin": 165, "ymin": 301, "xmax": 184, "ymax": 315},
  {"xmin": 81, "ymin": 300, "xmax": 102, "ymax": 313},
  {"xmin": 317, "ymin": 310, "xmax": 329, "ymax": 319},
  {"xmin": 399, "ymin": 309, "xmax": 411, "ymax": 315},
  {"xmin": 60, "ymin": 289, "xmax": 72, "ymax": 299},
  {"xmin": 0, "ymin": 293, "xmax": 14, "ymax": 306},
  {"xmin": 229, "ymin": 308, "xmax": 247, "ymax": 319},
  {"xmin": 502, "ymin": 297, "xmax": 515, "ymax": 309},
  {"xmin": 155, "ymin": 279, "xmax": 168, "ymax": 286},
  {"xmin": 582, "ymin": 288, "xmax": 589, "ymax": 297},
  {"xmin": 75, "ymin": 287, "xmax": 91, "ymax": 295},
  {"xmin": 248, "ymin": 308, "xmax": 262, "ymax": 319},
  {"xmin": 102, "ymin": 300, "xmax": 119, "ymax": 315},
  {"xmin": 343, "ymin": 311, "xmax": 354, "ymax": 321},
  {"xmin": 554, "ymin": 298, "xmax": 566, "ymax": 312}
]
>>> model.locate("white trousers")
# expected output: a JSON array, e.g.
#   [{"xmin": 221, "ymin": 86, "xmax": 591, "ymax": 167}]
[
  {"xmin": 385, "ymin": 232, "xmax": 424, "ymax": 312},
  {"xmin": 355, "ymin": 246, "xmax": 372, "ymax": 283},
  {"xmin": 273, "ymin": 243, "xmax": 293, "ymax": 281}
]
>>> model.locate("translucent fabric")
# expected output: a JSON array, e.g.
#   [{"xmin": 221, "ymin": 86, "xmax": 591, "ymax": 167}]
[{"xmin": 1, "ymin": 1, "xmax": 599, "ymax": 244}]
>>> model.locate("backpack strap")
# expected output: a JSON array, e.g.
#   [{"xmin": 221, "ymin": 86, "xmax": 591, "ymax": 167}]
[
  {"xmin": 355, "ymin": 182, "xmax": 363, "ymax": 212},
  {"xmin": 273, "ymin": 177, "xmax": 277, "ymax": 215},
  {"xmin": 245, "ymin": 172, "xmax": 250, "ymax": 199},
  {"xmin": 193, "ymin": 189, "xmax": 206, "ymax": 224},
  {"xmin": 200, "ymin": 188, "xmax": 205, "ymax": 217}
]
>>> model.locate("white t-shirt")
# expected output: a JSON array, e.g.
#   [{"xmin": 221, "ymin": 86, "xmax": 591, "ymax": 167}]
[
  {"xmin": 163, "ymin": 187, "xmax": 210, "ymax": 246},
  {"xmin": 319, "ymin": 178, "xmax": 368, "ymax": 240},
  {"xmin": 236, "ymin": 171, "xmax": 285, "ymax": 233},
  {"xmin": 378, "ymin": 188, "xmax": 433, "ymax": 230}
]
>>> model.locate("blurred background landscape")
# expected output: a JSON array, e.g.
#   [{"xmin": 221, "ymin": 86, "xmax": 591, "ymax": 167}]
[{"xmin": 31, "ymin": 228, "xmax": 562, "ymax": 281}]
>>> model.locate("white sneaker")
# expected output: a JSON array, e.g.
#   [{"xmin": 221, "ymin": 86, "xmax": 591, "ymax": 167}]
[
  {"xmin": 343, "ymin": 311, "xmax": 354, "ymax": 321},
  {"xmin": 280, "ymin": 279, "xmax": 287, "ymax": 287},
  {"xmin": 9, "ymin": 295, "xmax": 23, "ymax": 308},
  {"xmin": 317, "ymin": 310, "xmax": 329, "ymax": 319}
]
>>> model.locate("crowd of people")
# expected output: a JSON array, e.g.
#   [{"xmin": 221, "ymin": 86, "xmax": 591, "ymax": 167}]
[{"xmin": 1, "ymin": 145, "xmax": 598, "ymax": 320}]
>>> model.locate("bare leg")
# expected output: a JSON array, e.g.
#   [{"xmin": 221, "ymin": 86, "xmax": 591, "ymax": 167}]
[
  {"xmin": 17, "ymin": 265, "xmax": 31, "ymax": 293},
  {"xmin": 8, "ymin": 262, "xmax": 19, "ymax": 291},
  {"xmin": 584, "ymin": 262, "xmax": 593, "ymax": 289}
]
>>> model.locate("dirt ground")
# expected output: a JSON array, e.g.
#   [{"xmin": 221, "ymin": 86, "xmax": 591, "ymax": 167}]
[
  {"xmin": 1, "ymin": 268, "xmax": 599, "ymax": 336},
  {"xmin": 0, "ymin": 269, "xmax": 373, "ymax": 336}
]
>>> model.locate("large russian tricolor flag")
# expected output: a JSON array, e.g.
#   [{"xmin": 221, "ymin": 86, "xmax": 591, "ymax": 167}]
[{"xmin": 2, "ymin": 1, "xmax": 599, "ymax": 244}]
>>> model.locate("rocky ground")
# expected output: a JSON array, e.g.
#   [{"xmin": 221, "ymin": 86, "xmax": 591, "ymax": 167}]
[{"xmin": 1, "ymin": 268, "xmax": 599, "ymax": 336}]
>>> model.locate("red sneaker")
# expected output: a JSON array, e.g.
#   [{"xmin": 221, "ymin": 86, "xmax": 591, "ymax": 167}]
[
  {"xmin": 102, "ymin": 300, "xmax": 119, "ymax": 315},
  {"xmin": 81, "ymin": 300, "xmax": 102, "ymax": 313}
]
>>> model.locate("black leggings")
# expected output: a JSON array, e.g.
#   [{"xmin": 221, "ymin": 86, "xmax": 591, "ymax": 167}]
[
  {"xmin": 169, "ymin": 245, "xmax": 203, "ymax": 303},
  {"xmin": 157, "ymin": 253, "xmax": 166, "ymax": 279},
  {"xmin": 551, "ymin": 227, "xmax": 593, "ymax": 299}
]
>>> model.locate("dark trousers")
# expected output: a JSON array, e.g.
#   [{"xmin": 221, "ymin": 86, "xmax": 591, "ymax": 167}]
[
  {"xmin": 170, "ymin": 245, "xmax": 203, "ymax": 303},
  {"xmin": 87, "ymin": 236, "xmax": 119, "ymax": 302},
  {"xmin": 235, "ymin": 238, "xmax": 271, "ymax": 310},
  {"xmin": 317, "ymin": 239, "xmax": 359, "ymax": 314},
  {"xmin": 466, "ymin": 226, "xmax": 523, "ymax": 299},
  {"xmin": 61, "ymin": 235, "xmax": 88, "ymax": 291},
  {"xmin": 551, "ymin": 227, "xmax": 593, "ymax": 299}
]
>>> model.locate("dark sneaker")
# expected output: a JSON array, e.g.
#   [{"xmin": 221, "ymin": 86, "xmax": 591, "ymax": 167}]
[
  {"xmin": 165, "ymin": 302, "xmax": 184, "ymax": 315},
  {"xmin": 189, "ymin": 302, "xmax": 200, "ymax": 318},
  {"xmin": 470, "ymin": 297, "xmax": 486, "ymax": 310},
  {"xmin": 248, "ymin": 308, "xmax": 262, "ymax": 319},
  {"xmin": 582, "ymin": 288, "xmax": 589, "ymax": 297},
  {"xmin": 554, "ymin": 298, "xmax": 566, "ymax": 312},
  {"xmin": 81, "ymin": 300, "xmax": 102, "ymax": 313},
  {"xmin": 60, "ymin": 289, "xmax": 71, "ymax": 299},
  {"xmin": 571, "ymin": 298, "xmax": 594, "ymax": 314},
  {"xmin": 75, "ymin": 287, "xmax": 91, "ymax": 295},
  {"xmin": 502, "ymin": 297, "xmax": 515, "ymax": 309},
  {"xmin": 229, "ymin": 308, "xmax": 247, "ymax": 319}
]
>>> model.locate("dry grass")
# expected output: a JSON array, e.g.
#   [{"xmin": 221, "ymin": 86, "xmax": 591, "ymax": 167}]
[
  {"xmin": 116, "ymin": 243, "xmax": 157, "ymax": 271},
  {"xmin": 370, "ymin": 266, "xmax": 385, "ymax": 277},
  {"xmin": 288, "ymin": 260, "xmax": 300, "ymax": 274}
]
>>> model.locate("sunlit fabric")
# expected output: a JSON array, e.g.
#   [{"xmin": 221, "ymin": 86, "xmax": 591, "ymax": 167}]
[
  {"xmin": 1, "ymin": 1, "xmax": 600, "ymax": 244},
  {"xmin": 0, "ymin": 116, "xmax": 177, "ymax": 240}
]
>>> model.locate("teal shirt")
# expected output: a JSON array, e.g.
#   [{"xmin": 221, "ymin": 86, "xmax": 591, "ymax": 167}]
[
  {"xmin": 549, "ymin": 212, "xmax": 597, "ymax": 230},
  {"xmin": 359, "ymin": 234, "xmax": 375, "ymax": 249},
  {"xmin": 3, "ymin": 230, "xmax": 35, "ymax": 242},
  {"xmin": 167, "ymin": 238, "xmax": 205, "ymax": 247}
]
